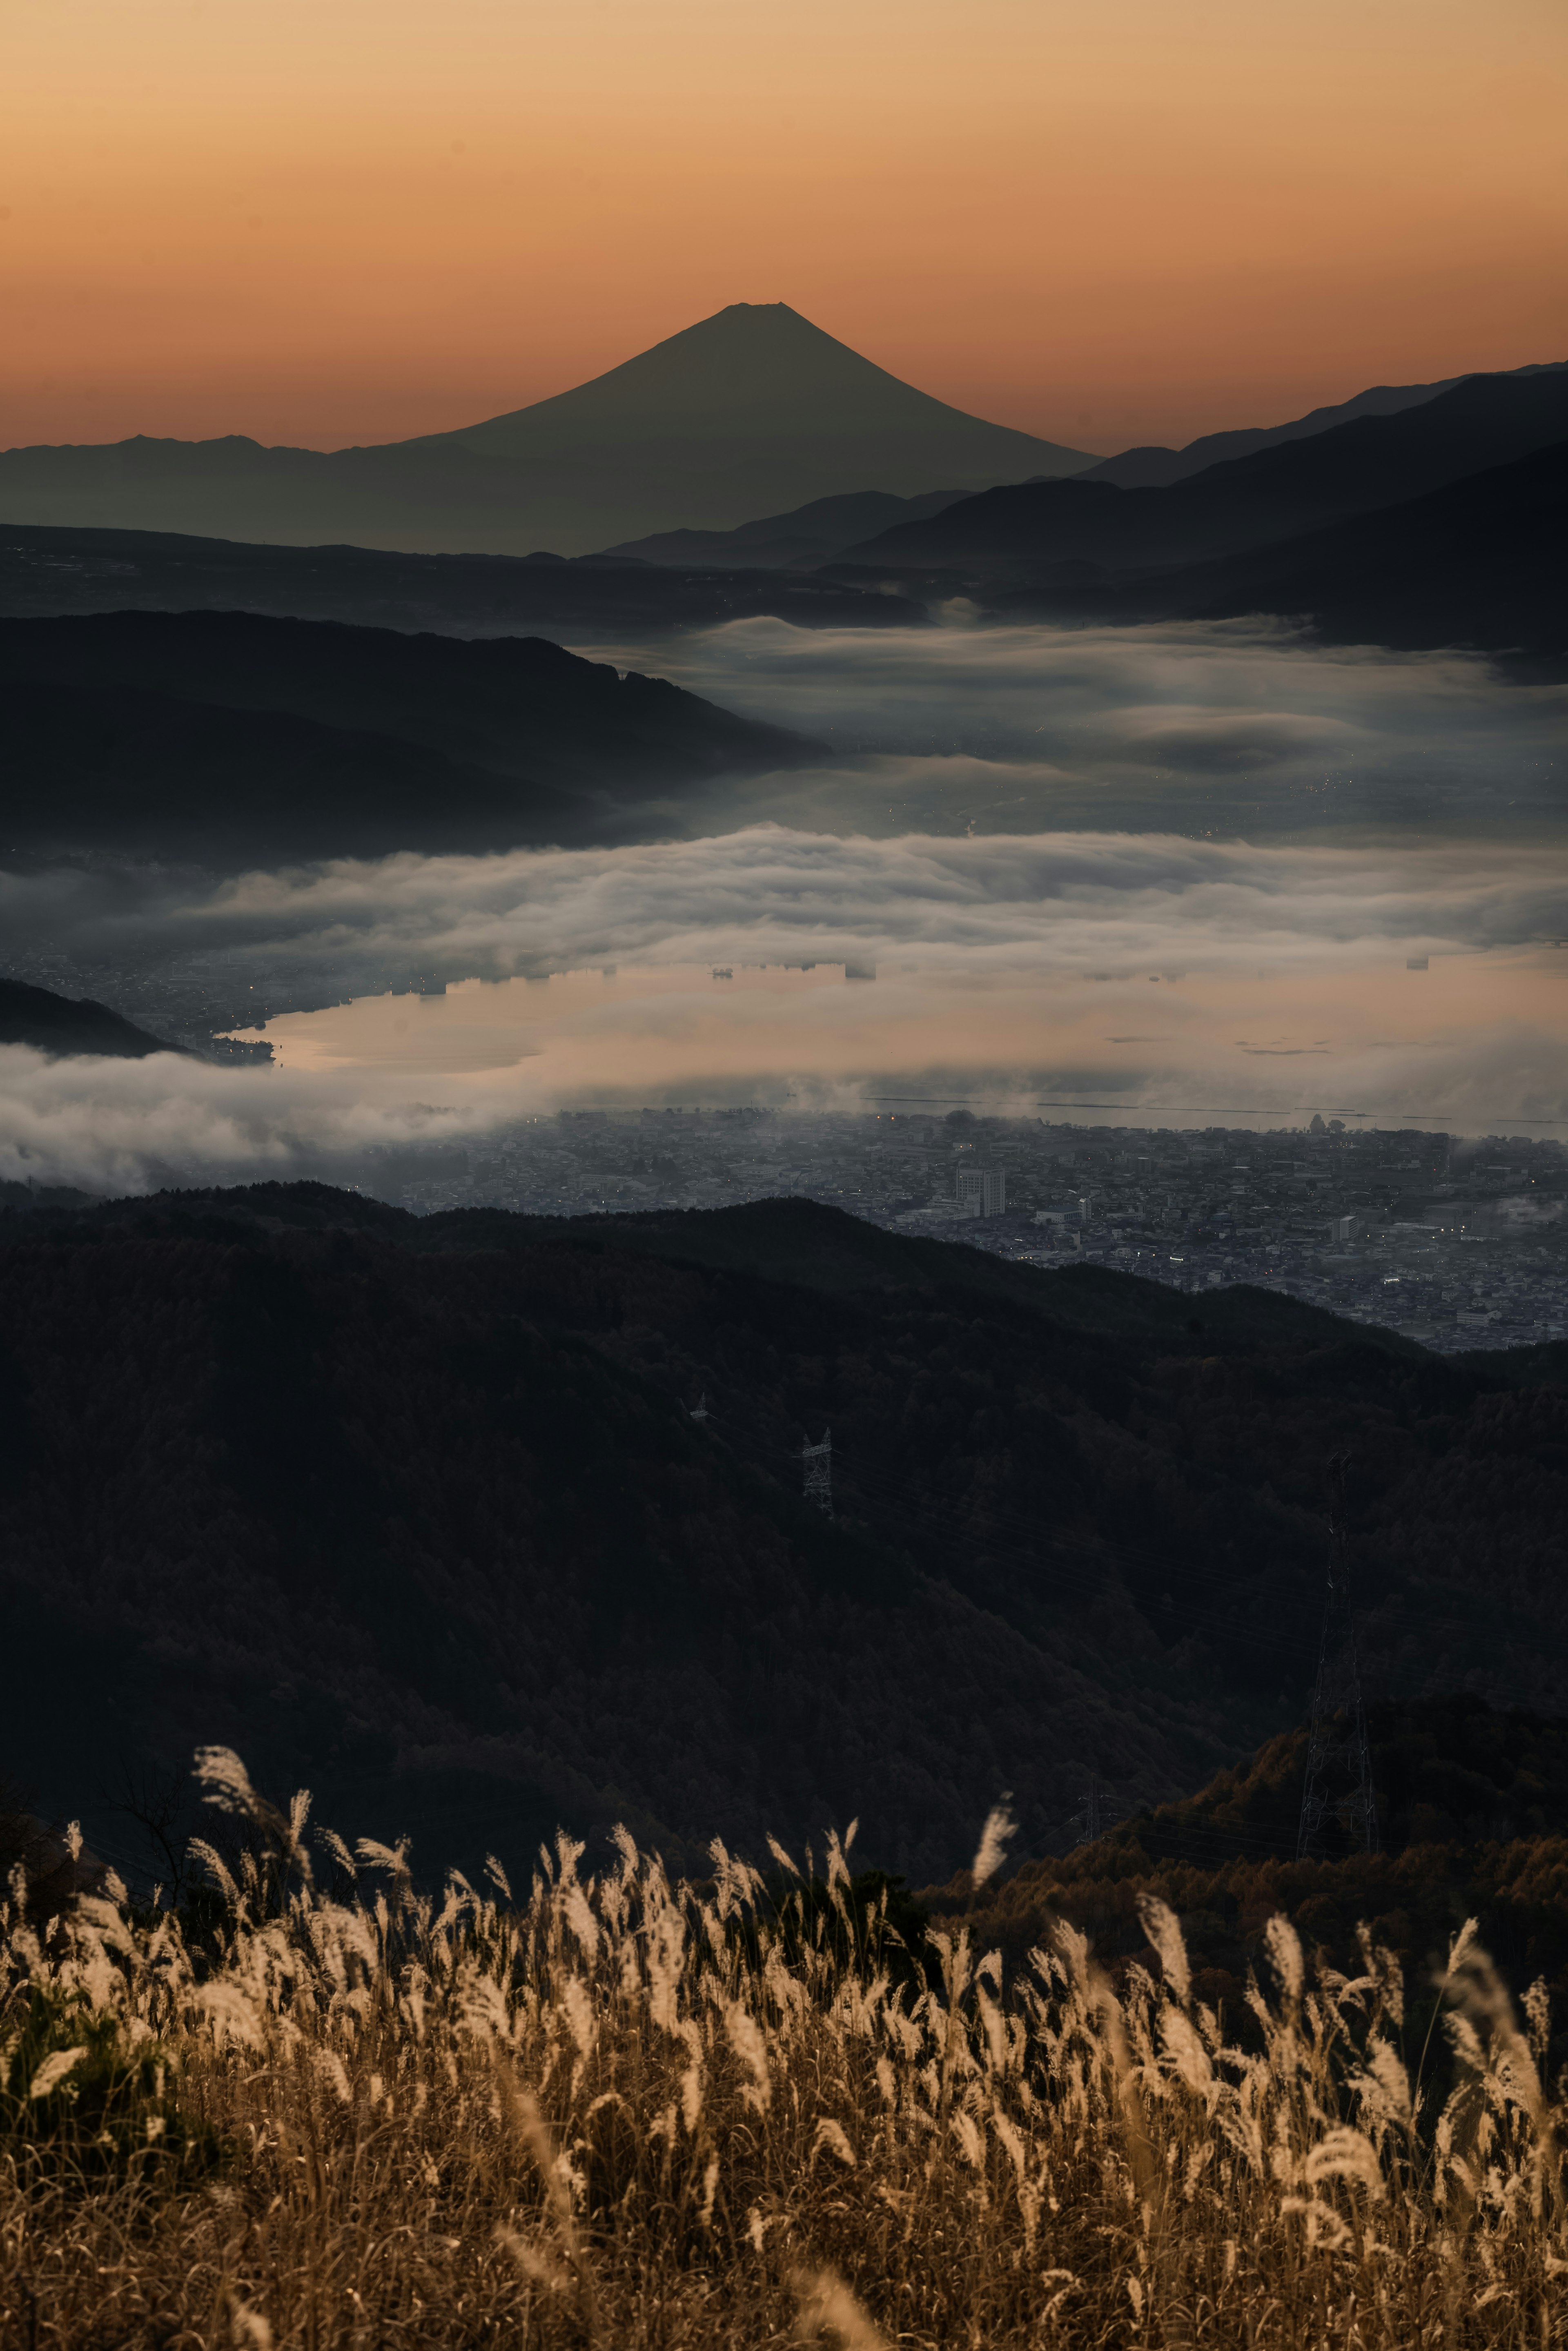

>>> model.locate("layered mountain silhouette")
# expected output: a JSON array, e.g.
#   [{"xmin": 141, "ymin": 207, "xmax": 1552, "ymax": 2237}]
[
  {"xmin": 0, "ymin": 611, "xmax": 815, "ymax": 862},
  {"xmin": 4, "ymin": 357, "xmax": 1559, "ymax": 662},
  {"xmin": 0, "ymin": 305, "xmax": 1093, "ymax": 557},
  {"xmin": 0, "ymin": 521, "xmax": 931, "ymax": 638},
  {"xmin": 836, "ymin": 368, "xmax": 1568, "ymax": 574},
  {"xmin": 0, "ymin": 976, "xmax": 181, "ymax": 1059},
  {"xmin": 1079, "ymin": 359, "xmax": 1566, "ymax": 489}
]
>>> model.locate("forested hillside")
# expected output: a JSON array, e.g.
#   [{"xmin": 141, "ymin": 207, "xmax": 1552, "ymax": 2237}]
[
  {"xmin": 947, "ymin": 1694, "xmax": 1568, "ymax": 2034},
  {"xmin": 0, "ymin": 976, "xmax": 179, "ymax": 1059},
  {"xmin": 0, "ymin": 610, "xmax": 813, "ymax": 861},
  {"xmin": 2, "ymin": 1183, "xmax": 1565, "ymax": 1887}
]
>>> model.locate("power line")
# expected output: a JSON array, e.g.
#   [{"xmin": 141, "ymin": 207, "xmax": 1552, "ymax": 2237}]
[
  {"xmin": 1296, "ymin": 1455, "xmax": 1379, "ymax": 1861},
  {"xmin": 802, "ymin": 1429, "xmax": 833, "ymax": 1516}
]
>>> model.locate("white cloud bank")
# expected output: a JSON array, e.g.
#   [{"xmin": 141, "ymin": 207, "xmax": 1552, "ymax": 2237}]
[
  {"xmin": 0, "ymin": 1046, "xmax": 487, "ymax": 1196},
  {"xmin": 125, "ymin": 826, "xmax": 1568, "ymax": 981},
  {"xmin": 2, "ymin": 619, "xmax": 1562, "ymax": 1188},
  {"xmin": 593, "ymin": 616, "xmax": 1568, "ymax": 834},
  {"xmin": 1, "ymin": 826, "xmax": 1564, "ymax": 1191}
]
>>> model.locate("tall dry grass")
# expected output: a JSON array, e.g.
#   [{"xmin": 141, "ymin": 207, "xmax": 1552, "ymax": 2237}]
[{"xmin": 1, "ymin": 1754, "xmax": 1564, "ymax": 2348}]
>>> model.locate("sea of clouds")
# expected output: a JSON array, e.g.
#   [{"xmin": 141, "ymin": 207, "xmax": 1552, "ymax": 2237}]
[
  {"xmin": 2, "ymin": 619, "xmax": 1563, "ymax": 1192},
  {"xmin": 7, "ymin": 826, "xmax": 1555, "ymax": 983},
  {"xmin": 612, "ymin": 616, "xmax": 1568, "ymax": 837}
]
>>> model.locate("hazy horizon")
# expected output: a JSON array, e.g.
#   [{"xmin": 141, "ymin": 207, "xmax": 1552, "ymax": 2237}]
[{"xmin": 4, "ymin": 0, "xmax": 1563, "ymax": 455}]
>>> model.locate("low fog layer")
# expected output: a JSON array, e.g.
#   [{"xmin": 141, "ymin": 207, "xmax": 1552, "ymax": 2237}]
[
  {"xmin": 1, "ymin": 825, "xmax": 1564, "ymax": 1190},
  {"xmin": 599, "ymin": 617, "xmax": 1567, "ymax": 838},
  {"xmin": 2, "ymin": 618, "xmax": 1561, "ymax": 1190},
  {"xmin": 6, "ymin": 828, "xmax": 1559, "ymax": 981},
  {"xmin": 0, "ymin": 1043, "xmax": 489, "ymax": 1195}
]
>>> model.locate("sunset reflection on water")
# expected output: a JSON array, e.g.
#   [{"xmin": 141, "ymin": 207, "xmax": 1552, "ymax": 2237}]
[{"xmin": 241, "ymin": 947, "xmax": 1568, "ymax": 1134}]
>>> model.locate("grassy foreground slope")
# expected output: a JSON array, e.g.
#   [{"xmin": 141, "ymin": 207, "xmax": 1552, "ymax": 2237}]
[{"xmin": 0, "ymin": 1748, "xmax": 1561, "ymax": 2349}]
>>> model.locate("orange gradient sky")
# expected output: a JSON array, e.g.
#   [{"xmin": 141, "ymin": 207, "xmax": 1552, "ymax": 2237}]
[{"xmin": 3, "ymin": 0, "xmax": 1564, "ymax": 456}]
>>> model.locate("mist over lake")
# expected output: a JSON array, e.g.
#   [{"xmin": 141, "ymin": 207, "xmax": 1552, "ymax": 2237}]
[{"xmin": 1, "ymin": 617, "xmax": 1563, "ymax": 1191}]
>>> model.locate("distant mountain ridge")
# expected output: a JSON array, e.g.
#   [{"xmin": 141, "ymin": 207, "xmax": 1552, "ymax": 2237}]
[
  {"xmin": 837, "ymin": 368, "xmax": 1568, "ymax": 574},
  {"xmin": 598, "ymin": 486, "xmax": 973, "ymax": 570},
  {"xmin": 599, "ymin": 361, "xmax": 1568, "ymax": 582},
  {"xmin": 1081, "ymin": 359, "xmax": 1567, "ymax": 488},
  {"xmin": 4, "ymin": 361, "xmax": 1561, "ymax": 661},
  {"xmin": 0, "ymin": 521, "xmax": 931, "ymax": 638},
  {"xmin": 0, "ymin": 304, "xmax": 1094, "ymax": 558},
  {"xmin": 1022, "ymin": 439, "xmax": 1568, "ymax": 657}
]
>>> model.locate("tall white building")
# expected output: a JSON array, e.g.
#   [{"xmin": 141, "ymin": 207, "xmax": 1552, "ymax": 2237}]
[{"xmin": 958, "ymin": 1166, "xmax": 1007, "ymax": 1217}]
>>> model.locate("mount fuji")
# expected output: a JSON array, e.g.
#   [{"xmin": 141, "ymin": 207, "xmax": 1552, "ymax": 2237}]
[{"xmin": 0, "ymin": 304, "xmax": 1094, "ymax": 557}]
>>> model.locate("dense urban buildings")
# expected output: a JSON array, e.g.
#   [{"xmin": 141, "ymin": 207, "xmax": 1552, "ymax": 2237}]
[
  {"xmin": 364, "ymin": 1105, "xmax": 1568, "ymax": 1353},
  {"xmin": 4, "ymin": 948, "xmax": 1562, "ymax": 1353}
]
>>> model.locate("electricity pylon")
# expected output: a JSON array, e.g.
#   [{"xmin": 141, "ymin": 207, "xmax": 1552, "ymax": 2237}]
[{"xmin": 802, "ymin": 1430, "xmax": 833, "ymax": 1515}]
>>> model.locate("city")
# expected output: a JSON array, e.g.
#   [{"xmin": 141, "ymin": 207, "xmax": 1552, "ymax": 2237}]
[{"xmin": 5, "ymin": 940, "xmax": 1563, "ymax": 1352}]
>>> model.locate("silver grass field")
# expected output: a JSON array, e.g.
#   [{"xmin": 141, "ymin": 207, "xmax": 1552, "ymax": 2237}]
[{"xmin": 1, "ymin": 1752, "xmax": 1564, "ymax": 2348}]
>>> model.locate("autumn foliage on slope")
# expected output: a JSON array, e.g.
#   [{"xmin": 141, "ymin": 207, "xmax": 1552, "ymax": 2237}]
[{"xmin": 944, "ymin": 1697, "xmax": 1568, "ymax": 2072}]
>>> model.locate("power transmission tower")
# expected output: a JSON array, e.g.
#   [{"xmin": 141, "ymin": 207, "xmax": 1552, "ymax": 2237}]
[
  {"xmin": 1073, "ymin": 1775, "xmax": 1117, "ymax": 1847},
  {"xmin": 802, "ymin": 1429, "xmax": 833, "ymax": 1515},
  {"xmin": 689, "ymin": 1393, "xmax": 709, "ymax": 1423},
  {"xmin": 1296, "ymin": 1455, "xmax": 1379, "ymax": 1860}
]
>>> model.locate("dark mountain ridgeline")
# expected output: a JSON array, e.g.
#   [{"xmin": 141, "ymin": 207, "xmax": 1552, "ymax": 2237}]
[
  {"xmin": 2, "ymin": 680, "xmax": 599, "ymax": 862},
  {"xmin": 0, "ymin": 610, "xmax": 817, "ymax": 861},
  {"xmin": 3, "ymin": 1182, "xmax": 1565, "ymax": 1893},
  {"xmin": 3, "ymin": 391, "xmax": 1559, "ymax": 665},
  {"xmin": 837, "ymin": 368, "xmax": 1568, "ymax": 576},
  {"xmin": 0, "ymin": 303, "xmax": 1094, "ymax": 556},
  {"xmin": 1078, "ymin": 358, "xmax": 1566, "ymax": 490},
  {"xmin": 0, "ymin": 976, "xmax": 180, "ymax": 1059},
  {"xmin": 0, "ymin": 522, "xmax": 932, "ymax": 637},
  {"xmin": 1004, "ymin": 439, "xmax": 1568, "ymax": 658},
  {"xmin": 597, "ymin": 487, "xmax": 972, "ymax": 570},
  {"xmin": 0, "ymin": 609, "xmax": 808, "ymax": 784}
]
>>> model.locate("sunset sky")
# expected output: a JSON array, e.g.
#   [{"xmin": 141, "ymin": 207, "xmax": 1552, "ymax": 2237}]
[{"xmin": 3, "ymin": 0, "xmax": 1564, "ymax": 458}]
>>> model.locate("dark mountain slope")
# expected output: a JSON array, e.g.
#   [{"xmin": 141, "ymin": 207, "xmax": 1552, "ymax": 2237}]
[
  {"xmin": 0, "ymin": 976, "xmax": 180, "ymax": 1059},
  {"xmin": 1007, "ymin": 440, "xmax": 1568, "ymax": 659},
  {"xmin": 0, "ymin": 304, "xmax": 1092, "ymax": 556},
  {"xmin": 0, "ymin": 609, "xmax": 814, "ymax": 860},
  {"xmin": 0, "ymin": 610, "xmax": 806, "ymax": 786},
  {"xmin": 1080, "ymin": 359, "xmax": 1565, "ymax": 489},
  {"xmin": 840, "ymin": 369, "xmax": 1568, "ymax": 575},
  {"xmin": 456, "ymin": 1194, "xmax": 1423, "ymax": 1355},
  {"xmin": 598, "ymin": 487, "xmax": 971, "ymax": 570},
  {"xmin": 0, "ymin": 522, "xmax": 932, "ymax": 637},
  {"xmin": 3, "ymin": 1184, "xmax": 1564, "ymax": 1893},
  {"xmin": 2, "ymin": 681, "xmax": 593, "ymax": 860}
]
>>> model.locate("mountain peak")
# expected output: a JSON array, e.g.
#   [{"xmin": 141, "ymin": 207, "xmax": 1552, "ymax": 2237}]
[
  {"xmin": 0, "ymin": 303, "xmax": 1095, "ymax": 555},
  {"xmin": 445, "ymin": 303, "xmax": 1094, "ymax": 480}
]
